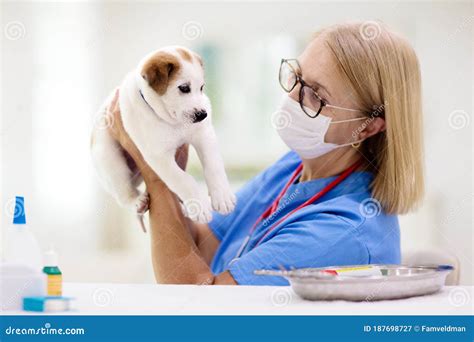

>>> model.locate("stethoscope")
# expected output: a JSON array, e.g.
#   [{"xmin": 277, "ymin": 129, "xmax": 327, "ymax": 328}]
[{"xmin": 231, "ymin": 159, "xmax": 363, "ymax": 263}]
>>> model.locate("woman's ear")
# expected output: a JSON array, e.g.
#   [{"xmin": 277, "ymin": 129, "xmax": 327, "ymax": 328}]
[{"xmin": 359, "ymin": 117, "xmax": 386, "ymax": 140}]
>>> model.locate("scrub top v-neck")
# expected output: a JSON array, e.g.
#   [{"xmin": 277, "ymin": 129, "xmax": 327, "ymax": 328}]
[{"xmin": 209, "ymin": 151, "xmax": 400, "ymax": 286}]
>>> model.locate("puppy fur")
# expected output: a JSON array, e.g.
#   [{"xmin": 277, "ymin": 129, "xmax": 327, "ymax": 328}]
[{"xmin": 91, "ymin": 46, "xmax": 236, "ymax": 226}]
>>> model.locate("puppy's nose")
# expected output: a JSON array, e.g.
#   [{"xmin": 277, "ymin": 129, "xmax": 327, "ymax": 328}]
[{"xmin": 193, "ymin": 109, "xmax": 207, "ymax": 123}]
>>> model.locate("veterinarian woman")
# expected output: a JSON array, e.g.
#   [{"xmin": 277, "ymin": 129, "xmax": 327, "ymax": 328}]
[{"xmin": 107, "ymin": 22, "xmax": 423, "ymax": 285}]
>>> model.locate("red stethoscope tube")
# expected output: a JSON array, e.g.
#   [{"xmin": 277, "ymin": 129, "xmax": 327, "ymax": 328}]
[{"xmin": 233, "ymin": 159, "xmax": 363, "ymax": 259}]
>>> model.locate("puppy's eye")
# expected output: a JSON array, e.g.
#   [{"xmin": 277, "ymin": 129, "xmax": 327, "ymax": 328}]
[
  {"xmin": 200, "ymin": 84, "xmax": 204, "ymax": 92},
  {"xmin": 178, "ymin": 84, "xmax": 191, "ymax": 94}
]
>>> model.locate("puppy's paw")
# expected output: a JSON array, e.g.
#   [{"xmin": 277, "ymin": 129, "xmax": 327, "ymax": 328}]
[
  {"xmin": 210, "ymin": 187, "xmax": 237, "ymax": 215},
  {"xmin": 134, "ymin": 192, "xmax": 150, "ymax": 215},
  {"xmin": 181, "ymin": 197, "xmax": 213, "ymax": 224}
]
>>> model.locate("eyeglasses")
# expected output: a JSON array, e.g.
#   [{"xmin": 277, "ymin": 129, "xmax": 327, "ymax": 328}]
[{"xmin": 279, "ymin": 58, "xmax": 363, "ymax": 118}]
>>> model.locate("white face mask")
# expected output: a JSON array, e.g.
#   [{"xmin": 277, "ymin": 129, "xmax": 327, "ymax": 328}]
[{"xmin": 276, "ymin": 95, "xmax": 366, "ymax": 159}]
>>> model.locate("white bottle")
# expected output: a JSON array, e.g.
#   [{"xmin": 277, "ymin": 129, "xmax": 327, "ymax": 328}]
[{"xmin": 4, "ymin": 196, "xmax": 42, "ymax": 271}]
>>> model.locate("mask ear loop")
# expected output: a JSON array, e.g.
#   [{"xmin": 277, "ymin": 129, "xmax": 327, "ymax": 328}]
[{"xmin": 330, "ymin": 117, "xmax": 366, "ymax": 149}]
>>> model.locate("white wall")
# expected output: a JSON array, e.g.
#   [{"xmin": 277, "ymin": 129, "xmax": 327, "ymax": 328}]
[{"xmin": 1, "ymin": 1, "xmax": 472, "ymax": 284}]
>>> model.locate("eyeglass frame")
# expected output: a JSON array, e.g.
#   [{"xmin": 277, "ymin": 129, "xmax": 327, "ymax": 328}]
[{"xmin": 279, "ymin": 58, "xmax": 364, "ymax": 118}]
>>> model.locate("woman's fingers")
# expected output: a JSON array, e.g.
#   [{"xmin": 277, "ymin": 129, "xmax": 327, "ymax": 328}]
[
  {"xmin": 107, "ymin": 89, "xmax": 124, "ymax": 141},
  {"xmin": 109, "ymin": 88, "xmax": 120, "ymax": 118}
]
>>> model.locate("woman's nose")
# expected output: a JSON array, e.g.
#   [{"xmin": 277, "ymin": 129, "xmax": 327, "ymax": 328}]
[{"xmin": 288, "ymin": 85, "xmax": 300, "ymax": 102}]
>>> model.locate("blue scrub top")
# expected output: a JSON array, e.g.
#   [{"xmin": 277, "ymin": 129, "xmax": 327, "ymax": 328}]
[{"xmin": 209, "ymin": 151, "xmax": 400, "ymax": 285}]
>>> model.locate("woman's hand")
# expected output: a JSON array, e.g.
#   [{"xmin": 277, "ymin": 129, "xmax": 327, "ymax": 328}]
[{"xmin": 106, "ymin": 89, "xmax": 189, "ymax": 183}]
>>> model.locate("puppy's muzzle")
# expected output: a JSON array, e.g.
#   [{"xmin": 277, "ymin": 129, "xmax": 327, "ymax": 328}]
[{"xmin": 192, "ymin": 110, "xmax": 208, "ymax": 123}]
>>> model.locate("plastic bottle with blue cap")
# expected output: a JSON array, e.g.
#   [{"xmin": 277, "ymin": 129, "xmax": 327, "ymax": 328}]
[{"xmin": 4, "ymin": 196, "xmax": 42, "ymax": 271}]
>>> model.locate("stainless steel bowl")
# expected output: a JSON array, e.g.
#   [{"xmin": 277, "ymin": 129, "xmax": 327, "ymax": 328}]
[{"xmin": 255, "ymin": 264, "xmax": 453, "ymax": 301}]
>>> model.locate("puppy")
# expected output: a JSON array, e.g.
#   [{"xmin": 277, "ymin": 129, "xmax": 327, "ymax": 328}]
[{"xmin": 91, "ymin": 46, "xmax": 236, "ymax": 230}]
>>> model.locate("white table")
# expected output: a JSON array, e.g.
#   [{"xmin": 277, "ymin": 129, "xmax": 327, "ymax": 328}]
[{"xmin": 5, "ymin": 283, "xmax": 473, "ymax": 315}]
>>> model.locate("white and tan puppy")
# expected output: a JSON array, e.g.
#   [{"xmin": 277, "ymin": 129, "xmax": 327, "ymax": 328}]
[{"xmin": 91, "ymin": 46, "xmax": 236, "ymax": 230}]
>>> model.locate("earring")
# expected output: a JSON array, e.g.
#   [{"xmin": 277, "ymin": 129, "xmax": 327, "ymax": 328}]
[{"xmin": 351, "ymin": 142, "xmax": 361, "ymax": 148}]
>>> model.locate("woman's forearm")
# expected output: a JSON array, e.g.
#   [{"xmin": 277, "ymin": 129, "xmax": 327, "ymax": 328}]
[{"xmin": 145, "ymin": 178, "xmax": 215, "ymax": 284}]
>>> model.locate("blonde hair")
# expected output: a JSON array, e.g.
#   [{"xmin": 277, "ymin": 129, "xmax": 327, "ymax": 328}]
[{"xmin": 316, "ymin": 22, "xmax": 424, "ymax": 214}]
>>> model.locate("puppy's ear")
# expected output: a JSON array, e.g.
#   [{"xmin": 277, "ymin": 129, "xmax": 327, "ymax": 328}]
[
  {"xmin": 193, "ymin": 53, "xmax": 204, "ymax": 67},
  {"xmin": 141, "ymin": 52, "xmax": 180, "ymax": 95}
]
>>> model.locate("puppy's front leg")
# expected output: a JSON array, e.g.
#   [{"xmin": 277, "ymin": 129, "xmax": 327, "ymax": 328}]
[
  {"xmin": 192, "ymin": 128, "xmax": 236, "ymax": 215},
  {"xmin": 144, "ymin": 151, "xmax": 213, "ymax": 223}
]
